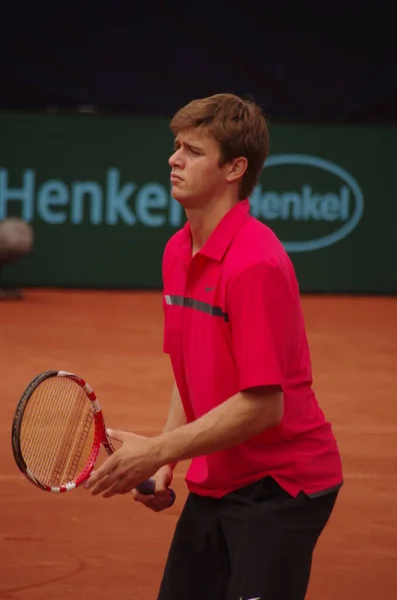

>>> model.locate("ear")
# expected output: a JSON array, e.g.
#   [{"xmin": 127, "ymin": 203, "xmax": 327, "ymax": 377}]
[{"xmin": 225, "ymin": 157, "xmax": 248, "ymax": 184}]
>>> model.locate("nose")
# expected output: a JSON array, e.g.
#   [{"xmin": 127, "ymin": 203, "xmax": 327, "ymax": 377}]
[{"xmin": 169, "ymin": 148, "xmax": 182, "ymax": 168}]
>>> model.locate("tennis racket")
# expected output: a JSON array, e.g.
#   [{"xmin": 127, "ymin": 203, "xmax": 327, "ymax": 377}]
[{"xmin": 11, "ymin": 370, "xmax": 176, "ymax": 506}]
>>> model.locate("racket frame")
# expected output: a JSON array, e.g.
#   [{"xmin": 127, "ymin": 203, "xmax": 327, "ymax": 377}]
[
  {"xmin": 12, "ymin": 370, "xmax": 175, "ymax": 505},
  {"xmin": 12, "ymin": 370, "xmax": 107, "ymax": 493}
]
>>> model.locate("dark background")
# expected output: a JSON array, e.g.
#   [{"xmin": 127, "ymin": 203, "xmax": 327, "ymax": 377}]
[
  {"xmin": 1, "ymin": 1, "xmax": 396, "ymax": 124},
  {"xmin": 1, "ymin": 1, "xmax": 396, "ymax": 295}
]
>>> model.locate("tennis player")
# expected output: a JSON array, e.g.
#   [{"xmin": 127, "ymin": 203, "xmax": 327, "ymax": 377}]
[{"xmin": 87, "ymin": 93, "xmax": 343, "ymax": 599}]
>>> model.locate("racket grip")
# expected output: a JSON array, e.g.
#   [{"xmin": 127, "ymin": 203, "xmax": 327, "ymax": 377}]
[{"xmin": 136, "ymin": 478, "xmax": 176, "ymax": 507}]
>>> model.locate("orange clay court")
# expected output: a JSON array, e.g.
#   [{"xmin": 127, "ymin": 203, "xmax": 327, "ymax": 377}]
[{"xmin": 0, "ymin": 289, "xmax": 396, "ymax": 599}]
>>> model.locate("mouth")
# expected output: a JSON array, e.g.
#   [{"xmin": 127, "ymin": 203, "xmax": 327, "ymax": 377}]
[{"xmin": 170, "ymin": 173, "xmax": 183, "ymax": 182}]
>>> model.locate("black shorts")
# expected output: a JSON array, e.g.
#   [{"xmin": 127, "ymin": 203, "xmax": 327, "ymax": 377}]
[{"xmin": 157, "ymin": 476, "xmax": 339, "ymax": 600}]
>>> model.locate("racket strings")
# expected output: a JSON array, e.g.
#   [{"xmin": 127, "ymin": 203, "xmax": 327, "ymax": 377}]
[
  {"xmin": 50, "ymin": 379, "xmax": 93, "ymax": 484},
  {"xmin": 66, "ymin": 414, "xmax": 94, "ymax": 480},
  {"xmin": 24, "ymin": 377, "xmax": 74, "ymax": 480},
  {"xmin": 22, "ymin": 377, "xmax": 67, "ymax": 479},
  {"xmin": 20, "ymin": 377, "xmax": 95, "ymax": 487}
]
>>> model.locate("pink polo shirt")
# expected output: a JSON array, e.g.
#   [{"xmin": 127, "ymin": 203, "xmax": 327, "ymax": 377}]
[{"xmin": 162, "ymin": 199, "xmax": 343, "ymax": 498}]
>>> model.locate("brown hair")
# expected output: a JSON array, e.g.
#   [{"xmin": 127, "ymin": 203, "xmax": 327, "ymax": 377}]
[{"xmin": 170, "ymin": 93, "xmax": 269, "ymax": 199}]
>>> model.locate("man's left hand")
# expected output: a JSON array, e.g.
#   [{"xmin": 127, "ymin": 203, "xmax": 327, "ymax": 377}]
[{"xmin": 85, "ymin": 429, "xmax": 162, "ymax": 498}]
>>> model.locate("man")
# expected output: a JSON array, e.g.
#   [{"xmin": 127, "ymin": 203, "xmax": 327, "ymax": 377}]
[
  {"xmin": 87, "ymin": 93, "xmax": 343, "ymax": 599},
  {"xmin": 0, "ymin": 218, "xmax": 33, "ymax": 299}
]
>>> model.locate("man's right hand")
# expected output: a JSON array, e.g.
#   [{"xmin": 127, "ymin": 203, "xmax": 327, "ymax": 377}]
[{"xmin": 132, "ymin": 465, "xmax": 174, "ymax": 512}]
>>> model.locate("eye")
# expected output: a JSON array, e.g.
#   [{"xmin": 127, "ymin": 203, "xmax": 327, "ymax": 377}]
[{"xmin": 189, "ymin": 148, "xmax": 201, "ymax": 156}]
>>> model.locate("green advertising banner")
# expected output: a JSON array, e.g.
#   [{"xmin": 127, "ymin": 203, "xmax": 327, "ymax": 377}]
[{"xmin": 0, "ymin": 111, "xmax": 396, "ymax": 293}]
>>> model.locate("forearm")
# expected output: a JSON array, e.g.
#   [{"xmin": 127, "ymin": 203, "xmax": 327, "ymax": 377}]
[
  {"xmin": 162, "ymin": 382, "xmax": 186, "ymax": 470},
  {"xmin": 155, "ymin": 387, "xmax": 283, "ymax": 467}
]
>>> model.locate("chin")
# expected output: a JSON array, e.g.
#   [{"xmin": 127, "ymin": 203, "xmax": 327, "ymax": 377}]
[{"xmin": 171, "ymin": 189, "xmax": 199, "ymax": 209}]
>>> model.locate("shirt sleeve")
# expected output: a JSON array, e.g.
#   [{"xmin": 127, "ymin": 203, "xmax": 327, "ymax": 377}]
[{"xmin": 227, "ymin": 260, "xmax": 295, "ymax": 391}]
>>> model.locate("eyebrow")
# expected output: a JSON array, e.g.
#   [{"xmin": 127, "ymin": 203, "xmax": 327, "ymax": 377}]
[{"xmin": 174, "ymin": 139, "xmax": 203, "ymax": 152}]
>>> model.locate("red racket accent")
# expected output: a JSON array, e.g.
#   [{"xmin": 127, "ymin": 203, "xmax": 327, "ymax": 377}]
[{"xmin": 11, "ymin": 370, "xmax": 176, "ymax": 506}]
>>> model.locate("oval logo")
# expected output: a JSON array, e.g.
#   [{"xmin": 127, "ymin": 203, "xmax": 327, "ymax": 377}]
[{"xmin": 250, "ymin": 154, "xmax": 364, "ymax": 252}]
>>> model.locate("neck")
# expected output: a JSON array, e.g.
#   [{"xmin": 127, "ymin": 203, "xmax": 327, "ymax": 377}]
[{"xmin": 186, "ymin": 194, "xmax": 238, "ymax": 255}]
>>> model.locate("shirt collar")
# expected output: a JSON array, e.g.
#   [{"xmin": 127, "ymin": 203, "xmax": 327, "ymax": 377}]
[{"xmin": 182, "ymin": 199, "xmax": 251, "ymax": 262}]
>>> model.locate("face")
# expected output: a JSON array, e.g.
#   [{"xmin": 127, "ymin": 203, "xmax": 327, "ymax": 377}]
[{"xmin": 168, "ymin": 128, "xmax": 246, "ymax": 208}]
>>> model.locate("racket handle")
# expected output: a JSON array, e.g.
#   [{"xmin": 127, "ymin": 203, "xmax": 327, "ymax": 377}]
[{"xmin": 136, "ymin": 478, "xmax": 176, "ymax": 507}]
